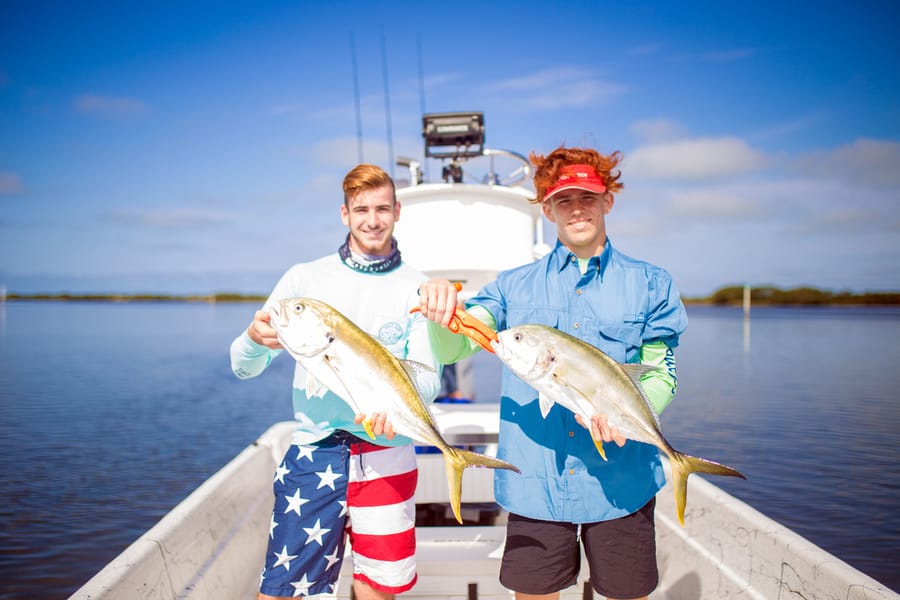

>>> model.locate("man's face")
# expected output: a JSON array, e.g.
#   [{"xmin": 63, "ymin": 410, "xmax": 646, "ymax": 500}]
[
  {"xmin": 340, "ymin": 184, "xmax": 400, "ymax": 256},
  {"xmin": 542, "ymin": 189, "xmax": 613, "ymax": 258}
]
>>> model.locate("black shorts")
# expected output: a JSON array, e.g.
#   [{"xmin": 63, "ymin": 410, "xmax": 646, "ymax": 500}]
[{"xmin": 499, "ymin": 498, "xmax": 658, "ymax": 598}]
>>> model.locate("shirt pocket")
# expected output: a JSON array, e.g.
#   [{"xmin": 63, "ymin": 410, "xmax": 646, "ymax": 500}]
[{"xmin": 585, "ymin": 314, "xmax": 645, "ymax": 363}]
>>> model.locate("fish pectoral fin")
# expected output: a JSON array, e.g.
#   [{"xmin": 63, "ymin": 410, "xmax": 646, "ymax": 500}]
[
  {"xmin": 400, "ymin": 359, "xmax": 438, "ymax": 400},
  {"xmin": 305, "ymin": 373, "xmax": 328, "ymax": 399},
  {"xmin": 360, "ymin": 416, "xmax": 377, "ymax": 440},
  {"xmin": 592, "ymin": 435, "xmax": 608, "ymax": 461},
  {"xmin": 538, "ymin": 392, "xmax": 555, "ymax": 418}
]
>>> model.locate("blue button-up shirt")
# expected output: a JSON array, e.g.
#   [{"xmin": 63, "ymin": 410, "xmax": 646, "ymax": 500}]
[{"xmin": 469, "ymin": 239, "xmax": 688, "ymax": 523}]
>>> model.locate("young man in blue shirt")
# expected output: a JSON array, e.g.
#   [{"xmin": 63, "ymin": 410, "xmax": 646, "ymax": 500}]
[{"xmin": 417, "ymin": 146, "xmax": 688, "ymax": 600}]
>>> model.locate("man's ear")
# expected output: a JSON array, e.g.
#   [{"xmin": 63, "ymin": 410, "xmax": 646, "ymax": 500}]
[
  {"xmin": 340, "ymin": 203, "xmax": 350, "ymax": 227},
  {"xmin": 541, "ymin": 201, "xmax": 556, "ymax": 223}
]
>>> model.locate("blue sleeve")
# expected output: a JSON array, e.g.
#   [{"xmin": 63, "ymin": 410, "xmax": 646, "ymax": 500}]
[
  {"xmin": 467, "ymin": 277, "xmax": 508, "ymax": 331},
  {"xmin": 644, "ymin": 268, "xmax": 688, "ymax": 348}
]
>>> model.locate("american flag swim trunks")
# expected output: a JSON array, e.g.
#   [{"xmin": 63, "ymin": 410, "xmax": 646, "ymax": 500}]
[{"xmin": 259, "ymin": 430, "xmax": 418, "ymax": 597}]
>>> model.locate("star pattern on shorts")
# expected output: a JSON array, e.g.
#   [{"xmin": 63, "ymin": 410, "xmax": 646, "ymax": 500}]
[
  {"xmin": 269, "ymin": 514, "xmax": 279, "ymax": 538},
  {"xmin": 323, "ymin": 547, "xmax": 341, "ymax": 571},
  {"xmin": 263, "ymin": 443, "xmax": 355, "ymax": 596},
  {"xmin": 296, "ymin": 445, "xmax": 316, "ymax": 462},
  {"xmin": 273, "ymin": 545, "xmax": 298, "ymax": 572},
  {"xmin": 284, "ymin": 488, "xmax": 311, "ymax": 517},
  {"xmin": 315, "ymin": 464, "xmax": 342, "ymax": 490},
  {"xmin": 303, "ymin": 519, "xmax": 331, "ymax": 546},
  {"xmin": 274, "ymin": 462, "xmax": 290, "ymax": 484},
  {"xmin": 290, "ymin": 574, "xmax": 313, "ymax": 596}
]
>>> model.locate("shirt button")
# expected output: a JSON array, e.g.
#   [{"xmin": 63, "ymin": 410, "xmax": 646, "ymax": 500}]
[
  {"xmin": 573, "ymin": 322, "xmax": 580, "ymax": 329},
  {"xmin": 568, "ymin": 431, "xmax": 575, "ymax": 437},
  {"xmin": 576, "ymin": 289, "xmax": 582, "ymax": 295},
  {"xmin": 569, "ymin": 469, "xmax": 575, "ymax": 475}
]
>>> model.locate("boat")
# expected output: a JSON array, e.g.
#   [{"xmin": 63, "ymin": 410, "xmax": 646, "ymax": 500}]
[{"xmin": 72, "ymin": 112, "xmax": 898, "ymax": 600}]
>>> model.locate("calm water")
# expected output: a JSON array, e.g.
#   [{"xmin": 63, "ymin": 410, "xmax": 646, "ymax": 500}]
[{"xmin": 0, "ymin": 302, "xmax": 898, "ymax": 597}]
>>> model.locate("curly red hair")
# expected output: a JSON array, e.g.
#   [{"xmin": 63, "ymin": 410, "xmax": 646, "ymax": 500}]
[{"xmin": 529, "ymin": 146, "xmax": 624, "ymax": 204}]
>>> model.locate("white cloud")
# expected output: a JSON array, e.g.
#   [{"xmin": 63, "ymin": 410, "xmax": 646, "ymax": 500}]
[
  {"xmin": 629, "ymin": 43, "xmax": 664, "ymax": 57},
  {"xmin": 665, "ymin": 191, "xmax": 763, "ymax": 219},
  {"xmin": 101, "ymin": 208, "xmax": 234, "ymax": 228},
  {"xmin": 700, "ymin": 48, "xmax": 756, "ymax": 62},
  {"xmin": 629, "ymin": 118, "xmax": 687, "ymax": 143},
  {"xmin": 74, "ymin": 94, "xmax": 148, "ymax": 117},
  {"xmin": 487, "ymin": 67, "xmax": 627, "ymax": 110},
  {"xmin": 669, "ymin": 48, "xmax": 757, "ymax": 63},
  {"xmin": 791, "ymin": 138, "xmax": 900, "ymax": 186},
  {"xmin": 0, "ymin": 172, "xmax": 24, "ymax": 194},
  {"xmin": 625, "ymin": 137, "xmax": 769, "ymax": 181}
]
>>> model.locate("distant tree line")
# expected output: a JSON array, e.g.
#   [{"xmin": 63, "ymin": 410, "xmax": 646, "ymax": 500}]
[
  {"xmin": 4, "ymin": 287, "xmax": 899, "ymax": 306},
  {"xmin": 3, "ymin": 292, "xmax": 267, "ymax": 303},
  {"xmin": 690, "ymin": 286, "xmax": 900, "ymax": 306}
]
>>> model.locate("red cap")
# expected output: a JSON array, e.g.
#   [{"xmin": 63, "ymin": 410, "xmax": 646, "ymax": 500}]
[{"xmin": 543, "ymin": 164, "xmax": 607, "ymax": 202}]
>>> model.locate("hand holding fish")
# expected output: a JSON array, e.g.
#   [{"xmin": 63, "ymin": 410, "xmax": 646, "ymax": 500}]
[
  {"xmin": 417, "ymin": 278, "xmax": 460, "ymax": 327},
  {"xmin": 575, "ymin": 414, "xmax": 627, "ymax": 448},
  {"xmin": 354, "ymin": 411, "xmax": 396, "ymax": 440},
  {"xmin": 247, "ymin": 310, "xmax": 283, "ymax": 349}
]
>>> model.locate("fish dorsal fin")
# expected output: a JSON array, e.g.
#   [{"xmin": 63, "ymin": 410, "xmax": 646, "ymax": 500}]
[
  {"xmin": 305, "ymin": 372, "xmax": 328, "ymax": 399},
  {"xmin": 538, "ymin": 391, "xmax": 554, "ymax": 418},
  {"xmin": 400, "ymin": 359, "xmax": 438, "ymax": 400},
  {"xmin": 620, "ymin": 363, "xmax": 662, "ymax": 389}
]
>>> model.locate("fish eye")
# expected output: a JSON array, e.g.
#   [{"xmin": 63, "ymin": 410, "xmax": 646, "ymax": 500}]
[
  {"xmin": 292, "ymin": 304, "xmax": 304, "ymax": 313},
  {"xmin": 514, "ymin": 333, "xmax": 522, "ymax": 341}
]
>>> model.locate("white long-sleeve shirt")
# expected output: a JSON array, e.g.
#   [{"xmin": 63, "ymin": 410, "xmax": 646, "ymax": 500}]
[{"xmin": 230, "ymin": 253, "xmax": 440, "ymax": 446}]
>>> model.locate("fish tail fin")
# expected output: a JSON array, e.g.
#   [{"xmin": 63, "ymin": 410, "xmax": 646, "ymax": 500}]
[
  {"xmin": 443, "ymin": 448, "xmax": 521, "ymax": 524},
  {"xmin": 669, "ymin": 451, "xmax": 746, "ymax": 527}
]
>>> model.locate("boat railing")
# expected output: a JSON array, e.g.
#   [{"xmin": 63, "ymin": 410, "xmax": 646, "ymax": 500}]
[{"xmin": 399, "ymin": 147, "xmax": 532, "ymax": 189}]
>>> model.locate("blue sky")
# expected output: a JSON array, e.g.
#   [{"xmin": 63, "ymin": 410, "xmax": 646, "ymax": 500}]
[{"xmin": 1, "ymin": 0, "xmax": 898, "ymax": 297}]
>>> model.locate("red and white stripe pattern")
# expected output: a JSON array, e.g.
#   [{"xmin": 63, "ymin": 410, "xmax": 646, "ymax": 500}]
[{"xmin": 346, "ymin": 441, "xmax": 418, "ymax": 593}]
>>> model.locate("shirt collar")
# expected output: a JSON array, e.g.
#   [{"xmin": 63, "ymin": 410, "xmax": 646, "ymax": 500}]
[{"xmin": 551, "ymin": 238, "xmax": 613, "ymax": 278}]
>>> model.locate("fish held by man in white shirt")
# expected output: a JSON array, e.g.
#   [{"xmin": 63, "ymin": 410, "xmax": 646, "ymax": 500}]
[{"xmin": 269, "ymin": 296, "xmax": 521, "ymax": 524}]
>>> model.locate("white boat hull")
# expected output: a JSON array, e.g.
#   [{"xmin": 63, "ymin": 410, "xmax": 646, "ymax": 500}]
[{"xmin": 71, "ymin": 412, "xmax": 897, "ymax": 600}]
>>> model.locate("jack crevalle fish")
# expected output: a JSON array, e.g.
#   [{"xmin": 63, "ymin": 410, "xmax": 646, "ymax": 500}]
[
  {"xmin": 493, "ymin": 324, "xmax": 745, "ymax": 526},
  {"xmin": 269, "ymin": 297, "xmax": 520, "ymax": 524}
]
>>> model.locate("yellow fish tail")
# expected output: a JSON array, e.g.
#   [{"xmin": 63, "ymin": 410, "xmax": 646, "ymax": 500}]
[{"xmin": 443, "ymin": 448, "xmax": 520, "ymax": 524}]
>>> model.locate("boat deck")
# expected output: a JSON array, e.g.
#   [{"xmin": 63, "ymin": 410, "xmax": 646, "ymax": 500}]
[{"xmin": 72, "ymin": 411, "xmax": 898, "ymax": 600}]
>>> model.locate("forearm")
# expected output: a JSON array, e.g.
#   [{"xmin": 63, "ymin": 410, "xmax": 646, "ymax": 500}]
[
  {"xmin": 230, "ymin": 331, "xmax": 278, "ymax": 379},
  {"xmin": 426, "ymin": 305, "xmax": 496, "ymax": 364},
  {"xmin": 639, "ymin": 341, "xmax": 678, "ymax": 414}
]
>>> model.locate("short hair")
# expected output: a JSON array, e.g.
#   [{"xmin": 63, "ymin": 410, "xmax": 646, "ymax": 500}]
[
  {"xmin": 342, "ymin": 164, "xmax": 396, "ymax": 206},
  {"xmin": 529, "ymin": 146, "xmax": 624, "ymax": 204}
]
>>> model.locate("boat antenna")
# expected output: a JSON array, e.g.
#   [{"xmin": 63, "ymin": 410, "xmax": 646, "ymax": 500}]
[
  {"xmin": 416, "ymin": 33, "xmax": 430, "ymax": 180},
  {"xmin": 380, "ymin": 27, "xmax": 395, "ymax": 179},
  {"xmin": 350, "ymin": 32, "xmax": 364, "ymax": 164}
]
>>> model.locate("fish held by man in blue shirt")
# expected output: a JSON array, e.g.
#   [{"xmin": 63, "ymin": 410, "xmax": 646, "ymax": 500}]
[
  {"xmin": 269, "ymin": 297, "xmax": 521, "ymax": 524},
  {"xmin": 492, "ymin": 324, "xmax": 745, "ymax": 526}
]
